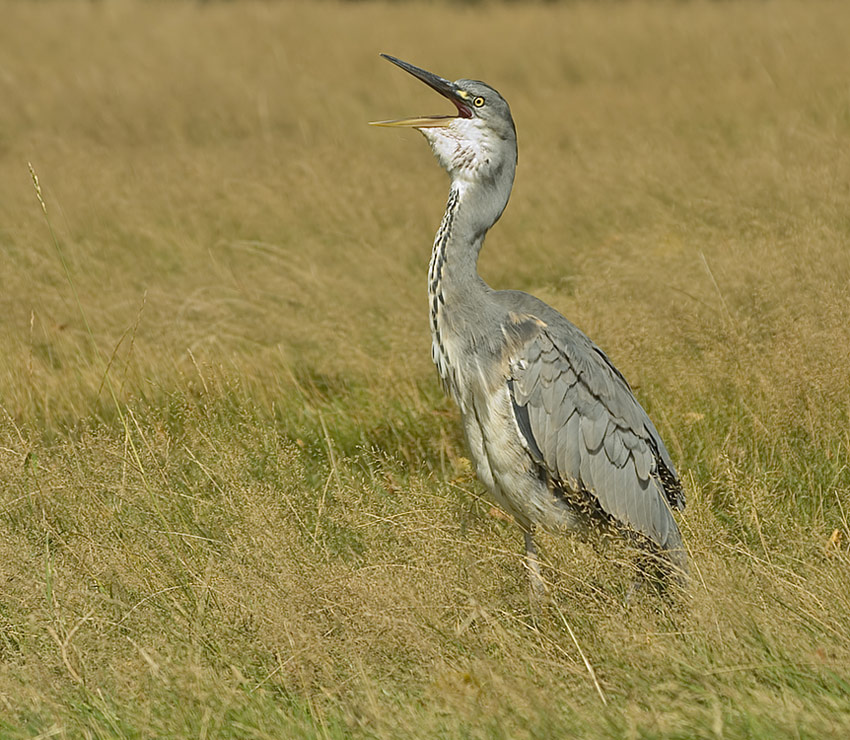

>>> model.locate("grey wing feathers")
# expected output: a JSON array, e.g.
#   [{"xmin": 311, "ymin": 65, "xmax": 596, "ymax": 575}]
[{"xmin": 507, "ymin": 316, "xmax": 685, "ymax": 554}]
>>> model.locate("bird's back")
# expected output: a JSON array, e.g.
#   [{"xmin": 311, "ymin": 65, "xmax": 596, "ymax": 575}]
[
  {"xmin": 455, "ymin": 288, "xmax": 686, "ymax": 571},
  {"xmin": 497, "ymin": 289, "xmax": 683, "ymax": 503}
]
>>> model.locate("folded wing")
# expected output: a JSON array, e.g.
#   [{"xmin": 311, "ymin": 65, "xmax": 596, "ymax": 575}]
[{"xmin": 506, "ymin": 313, "xmax": 685, "ymax": 558}]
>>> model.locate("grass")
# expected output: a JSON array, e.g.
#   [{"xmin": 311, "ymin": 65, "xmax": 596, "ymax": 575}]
[{"xmin": 1, "ymin": 0, "xmax": 850, "ymax": 736}]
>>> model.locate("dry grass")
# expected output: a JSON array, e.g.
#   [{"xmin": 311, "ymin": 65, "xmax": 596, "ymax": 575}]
[{"xmin": 1, "ymin": 0, "xmax": 850, "ymax": 737}]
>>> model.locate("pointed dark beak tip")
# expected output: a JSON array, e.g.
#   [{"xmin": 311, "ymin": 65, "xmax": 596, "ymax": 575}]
[
  {"xmin": 377, "ymin": 54, "xmax": 458, "ymax": 98},
  {"xmin": 377, "ymin": 54, "xmax": 474, "ymax": 121},
  {"xmin": 380, "ymin": 54, "xmax": 419, "ymax": 75}
]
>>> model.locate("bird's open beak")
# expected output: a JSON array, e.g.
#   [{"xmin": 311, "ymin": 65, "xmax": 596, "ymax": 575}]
[{"xmin": 370, "ymin": 54, "xmax": 472, "ymax": 128}]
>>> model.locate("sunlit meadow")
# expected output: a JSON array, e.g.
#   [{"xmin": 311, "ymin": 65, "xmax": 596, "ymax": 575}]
[{"xmin": 1, "ymin": 1, "xmax": 849, "ymax": 737}]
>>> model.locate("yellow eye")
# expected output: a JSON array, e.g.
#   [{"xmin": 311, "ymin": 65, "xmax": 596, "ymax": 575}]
[{"xmin": 473, "ymin": 96, "xmax": 485, "ymax": 108}]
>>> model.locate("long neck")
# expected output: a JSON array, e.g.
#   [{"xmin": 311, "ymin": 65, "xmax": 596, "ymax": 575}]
[
  {"xmin": 428, "ymin": 185, "xmax": 479, "ymax": 308},
  {"xmin": 428, "ymin": 165, "xmax": 514, "ymax": 309},
  {"xmin": 428, "ymin": 165, "xmax": 514, "ymax": 393}
]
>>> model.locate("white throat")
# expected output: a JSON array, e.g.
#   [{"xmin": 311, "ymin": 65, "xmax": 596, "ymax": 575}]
[{"xmin": 420, "ymin": 118, "xmax": 517, "ymax": 235}]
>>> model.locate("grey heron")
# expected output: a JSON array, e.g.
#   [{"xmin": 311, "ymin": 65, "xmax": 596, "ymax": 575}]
[{"xmin": 372, "ymin": 54, "xmax": 687, "ymax": 595}]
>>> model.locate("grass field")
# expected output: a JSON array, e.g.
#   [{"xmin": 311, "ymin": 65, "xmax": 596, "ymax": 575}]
[{"xmin": 2, "ymin": 0, "xmax": 850, "ymax": 737}]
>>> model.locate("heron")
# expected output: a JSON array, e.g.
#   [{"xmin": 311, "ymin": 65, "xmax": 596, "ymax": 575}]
[{"xmin": 372, "ymin": 54, "xmax": 687, "ymax": 595}]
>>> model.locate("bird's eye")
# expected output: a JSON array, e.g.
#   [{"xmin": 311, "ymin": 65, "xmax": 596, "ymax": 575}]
[{"xmin": 473, "ymin": 96, "xmax": 485, "ymax": 108}]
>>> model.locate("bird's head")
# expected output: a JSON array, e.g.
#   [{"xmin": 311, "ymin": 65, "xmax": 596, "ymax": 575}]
[{"xmin": 371, "ymin": 55, "xmax": 517, "ymax": 188}]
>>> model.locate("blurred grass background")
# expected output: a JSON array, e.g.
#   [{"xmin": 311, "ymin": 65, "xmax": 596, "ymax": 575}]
[{"xmin": 1, "ymin": 1, "xmax": 849, "ymax": 737}]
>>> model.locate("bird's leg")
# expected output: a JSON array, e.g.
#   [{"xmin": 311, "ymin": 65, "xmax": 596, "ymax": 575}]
[
  {"xmin": 624, "ymin": 576, "xmax": 645, "ymax": 606},
  {"xmin": 523, "ymin": 529, "xmax": 547, "ymax": 601}
]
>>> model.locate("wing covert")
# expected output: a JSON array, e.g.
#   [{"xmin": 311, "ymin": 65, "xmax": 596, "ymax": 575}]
[{"xmin": 506, "ymin": 315, "xmax": 684, "ymax": 552}]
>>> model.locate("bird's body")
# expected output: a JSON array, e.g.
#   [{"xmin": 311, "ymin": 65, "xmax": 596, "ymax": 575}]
[{"xmin": 373, "ymin": 55, "xmax": 687, "ymax": 590}]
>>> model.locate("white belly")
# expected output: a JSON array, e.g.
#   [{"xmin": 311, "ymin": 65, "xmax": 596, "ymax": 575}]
[
  {"xmin": 458, "ymin": 382, "xmax": 584, "ymax": 536},
  {"xmin": 431, "ymin": 318, "xmax": 584, "ymax": 535}
]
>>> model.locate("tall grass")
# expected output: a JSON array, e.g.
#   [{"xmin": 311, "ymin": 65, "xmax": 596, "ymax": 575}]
[{"xmin": 1, "ymin": 1, "xmax": 849, "ymax": 737}]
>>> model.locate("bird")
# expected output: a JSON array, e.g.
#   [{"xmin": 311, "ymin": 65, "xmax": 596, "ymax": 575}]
[{"xmin": 371, "ymin": 54, "xmax": 687, "ymax": 596}]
